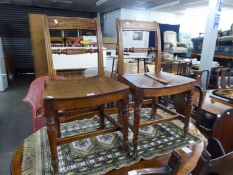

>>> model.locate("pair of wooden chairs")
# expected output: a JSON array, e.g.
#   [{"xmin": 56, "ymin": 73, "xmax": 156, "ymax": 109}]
[
  {"xmin": 129, "ymin": 108, "xmax": 233, "ymax": 175},
  {"xmin": 26, "ymin": 15, "xmax": 197, "ymax": 173}
]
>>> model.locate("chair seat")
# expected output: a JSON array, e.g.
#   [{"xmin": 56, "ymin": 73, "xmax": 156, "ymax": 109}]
[{"xmin": 43, "ymin": 77, "xmax": 128, "ymax": 100}]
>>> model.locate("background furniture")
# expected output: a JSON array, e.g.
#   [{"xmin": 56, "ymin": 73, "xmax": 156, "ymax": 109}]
[
  {"xmin": 163, "ymin": 31, "xmax": 187, "ymax": 56},
  {"xmin": 23, "ymin": 75, "xmax": 64, "ymax": 132}
]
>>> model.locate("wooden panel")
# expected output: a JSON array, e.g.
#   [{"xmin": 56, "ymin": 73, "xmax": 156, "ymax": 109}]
[
  {"xmin": 120, "ymin": 20, "xmax": 159, "ymax": 32},
  {"xmin": 48, "ymin": 16, "xmax": 96, "ymax": 30},
  {"xmin": 29, "ymin": 14, "xmax": 49, "ymax": 77}
]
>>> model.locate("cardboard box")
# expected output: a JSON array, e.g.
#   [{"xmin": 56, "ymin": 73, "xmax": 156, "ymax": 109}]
[{"xmin": 124, "ymin": 61, "xmax": 144, "ymax": 74}]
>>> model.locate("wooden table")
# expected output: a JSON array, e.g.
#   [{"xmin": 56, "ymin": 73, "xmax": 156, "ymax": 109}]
[
  {"xmin": 194, "ymin": 89, "xmax": 233, "ymax": 115},
  {"xmin": 119, "ymin": 71, "xmax": 196, "ymax": 151},
  {"xmin": 11, "ymin": 124, "xmax": 204, "ymax": 175},
  {"xmin": 43, "ymin": 77, "xmax": 129, "ymax": 173},
  {"xmin": 110, "ymin": 55, "xmax": 151, "ymax": 74}
]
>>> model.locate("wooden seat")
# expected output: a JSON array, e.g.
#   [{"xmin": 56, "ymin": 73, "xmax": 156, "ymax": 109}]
[
  {"xmin": 41, "ymin": 15, "xmax": 129, "ymax": 173},
  {"xmin": 23, "ymin": 75, "xmax": 64, "ymax": 132},
  {"xmin": 116, "ymin": 19, "xmax": 196, "ymax": 152}
]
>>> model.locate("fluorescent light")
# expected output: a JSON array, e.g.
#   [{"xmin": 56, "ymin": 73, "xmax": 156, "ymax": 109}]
[
  {"xmin": 96, "ymin": 0, "xmax": 109, "ymax": 6},
  {"xmin": 184, "ymin": 0, "xmax": 208, "ymax": 6},
  {"xmin": 150, "ymin": 0, "xmax": 180, "ymax": 10}
]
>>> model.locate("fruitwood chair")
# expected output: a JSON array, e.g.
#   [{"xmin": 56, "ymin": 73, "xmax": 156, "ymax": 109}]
[
  {"xmin": 41, "ymin": 15, "xmax": 129, "ymax": 173},
  {"xmin": 23, "ymin": 76, "xmax": 64, "ymax": 132},
  {"xmin": 218, "ymin": 68, "xmax": 231, "ymax": 88},
  {"xmin": 116, "ymin": 19, "xmax": 196, "ymax": 152}
]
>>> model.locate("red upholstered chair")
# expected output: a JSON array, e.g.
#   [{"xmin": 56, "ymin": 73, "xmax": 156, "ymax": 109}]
[{"xmin": 23, "ymin": 76, "xmax": 64, "ymax": 132}]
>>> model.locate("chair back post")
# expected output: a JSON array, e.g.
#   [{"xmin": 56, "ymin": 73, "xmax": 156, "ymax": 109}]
[
  {"xmin": 194, "ymin": 70, "xmax": 210, "ymax": 90},
  {"xmin": 116, "ymin": 19, "xmax": 161, "ymax": 75}
]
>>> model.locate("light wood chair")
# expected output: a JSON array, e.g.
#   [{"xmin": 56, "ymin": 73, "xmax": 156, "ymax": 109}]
[{"xmin": 41, "ymin": 15, "xmax": 129, "ymax": 173}]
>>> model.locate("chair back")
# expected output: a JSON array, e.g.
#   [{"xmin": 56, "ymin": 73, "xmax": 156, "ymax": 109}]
[
  {"xmin": 194, "ymin": 70, "xmax": 210, "ymax": 89},
  {"xmin": 164, "ymin": 31, "xmax": 177, "ymax": 47},
  {"xmin": 161, "ymin": 61, "xmax": 173, "ymax": 73},
  {"xmin": 212, "ymin": 108, "xmax": 233, "ymax": 153},
  {"xmin": 23, "ymin": 76, "xmax": 64, "ymax": 131},
  {"xmin": 177, "ymin": 61, "xmax": 192, "ymax": 77},
  {"xmin": 218, "ymin": 68, "xmax": 231, "ymax": 88},
  {"xmin": 116, "ymin": 19, "xmax": 161, "ymax": 75},
  {"xmin": 41, "ymin": 15, "xmax": 104, "ymax": 77}
]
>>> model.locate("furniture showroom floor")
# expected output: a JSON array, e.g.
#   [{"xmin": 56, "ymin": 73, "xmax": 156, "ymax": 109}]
[{"xmin": 0, "ymin": 75, "xmax": 34, "ymax": 175}]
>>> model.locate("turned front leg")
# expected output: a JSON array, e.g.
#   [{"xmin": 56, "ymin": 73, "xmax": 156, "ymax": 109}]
[
  {"xmin": 44, "ymin": 100, "xmax": 59, "ymax": 174},
  {"xmin": 122, "ymin": 95, "xmax": 129, "ymax": 151},
  {"xmin": 184, "ymin": 89, "xmax": 194, "ymax": 137}
]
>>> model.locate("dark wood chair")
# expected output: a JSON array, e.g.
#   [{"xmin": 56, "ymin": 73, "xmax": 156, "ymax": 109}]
[
  {"xmin": 218, "ymin": 68, "xmax": 231, "ymax": 88},
  {"xmin": 193, "ymin": 69, "xmax": 210, "ymax": 89},
  {"xmin": 212, "ymin": 108, "xmax": 233, "ymax": 153},
  {"xmin": 161, "ymin": 61, "xmax": 173, "ymax": 73},
  {"xmin": 128, "ymin": 137, "xmax": 233, "ymax": 175},
  {"xmin": 173, "ymin": 85, "xmax": 204, "ymax": 126},
  {"xmin": 177, "ymin": 61, "xmax": 192, "ymax": 77},
  {"xmin": 42, "ymin": 15, "xmax": 129, "ymax": 173}
]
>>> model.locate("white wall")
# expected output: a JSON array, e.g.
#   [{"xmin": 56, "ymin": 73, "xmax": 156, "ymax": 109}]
[
  {"xmin": 177, "ymin": 7, "xmax": 233, "ymax": 38},
  {"xmin": 103, "ymin": 9, "xmax": 121, "ymax": 37}
]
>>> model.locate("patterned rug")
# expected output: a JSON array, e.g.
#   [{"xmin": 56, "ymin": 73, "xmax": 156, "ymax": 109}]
[{"xmin": 22, "ymin": 108, "xmax": 202, "ymax": 175}]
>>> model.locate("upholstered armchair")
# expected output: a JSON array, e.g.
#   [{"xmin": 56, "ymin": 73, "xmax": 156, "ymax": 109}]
[
  {"xmin": 23, "ymin": 76, "xmax": 64, "ymax": 132},
  {"xmin": 163, "ymin": 31, "xmax": 188, "ymax": 55}
]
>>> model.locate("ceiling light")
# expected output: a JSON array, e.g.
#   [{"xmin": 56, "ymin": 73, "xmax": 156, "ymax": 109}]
[
  {"xmin": 184, "ymin": 0, "xmax": 208, "ymax": 6},
  {"xmin": 150, "ymin": 0, "xmax": 180, "ymax": 10},
  {"xmin": 96, "ymin": 0, "xmax": 109, "ymax": 6}
]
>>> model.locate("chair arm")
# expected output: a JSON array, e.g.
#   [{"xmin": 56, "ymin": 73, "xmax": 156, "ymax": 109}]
[
  {"xmin": 164, "ymin": 42, "xmax": 173, "ymax": 48},
  {"xmin": 177, "ymin": 42, "xmax": 188, "ymax": 48},
  {"xmin": 128, "ymin": 167, "xmax": 171, "ymax": 175}
]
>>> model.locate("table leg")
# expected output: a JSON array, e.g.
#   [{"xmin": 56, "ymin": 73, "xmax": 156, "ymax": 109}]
[
  {"xmin": 137, "ymin": 59, "xmax": 139, "ymax": 74},
  {"xmin": 144, "ymin": 58, "xmax": 147, "ymax": 73},
  {"xmin": 122, "ymin": 95, "xmax": 129, "ymax": 151},
  {"xmin": 111, "ymin": 58, "xmax": 115, "ymax": 77},
  {"xmin": 45, "ymin": 101, "xmax": 59, "ymax": 174},
  {"xmin": 184, "ymin": 90, "xmax": 194, "ymax": 137},
  {"xmin": 55, "ymin": 110, "xmax": 61, "ymax": 138},
  {"xmin": 117, "ymin": 101, "xmax": 123, "ymax": 125}
]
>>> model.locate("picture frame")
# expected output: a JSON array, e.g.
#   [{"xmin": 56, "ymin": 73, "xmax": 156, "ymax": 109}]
[{"xmin": 133, "ymin": 31, "xmax": 143, "ymax": 40}]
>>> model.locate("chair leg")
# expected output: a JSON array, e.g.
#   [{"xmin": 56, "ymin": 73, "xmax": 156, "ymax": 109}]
[
  {"xmin": 133, "ymin": 102, "xmax": 141, "ymax": 152},
  {"xmin": 122, "ymin": 98, "xmax": 129, "ymax": 151},
  {"xmin": 151, "ymin": 97, "xmax": 158, "ymax": 119},
  {"xmin": 99, "ymin": 104, "xmax": 105, "ymax": 129},
  {"xmin": 117, "ymin": 101, "xmax": 123, "ymax": 125}
]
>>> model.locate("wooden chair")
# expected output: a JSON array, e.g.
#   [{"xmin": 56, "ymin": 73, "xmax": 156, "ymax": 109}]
[
  {"xmin": 193, "ymin": 69, "xmax": 210, "ymax": 89},
  {"xmin": 218, "ymin": 68, "xmax": 231, "ymax": 88},
  {"xmin": 128, "ymin": 137, "xmax": 233, "ymax": 175},
  {"xmin": 177, "ymin": 61, "xmax": 192, "ymax": 77},
  {"xmin": 23, "ymin": 76, "xmax": 64, "ymax": 132},
  {"xmin": 41, "ymin": 16, "xmax": 129, "ymax": 173},
  {"xmin": 161, "ymin": 61, "xmax": 173, "ymax": 73},
  {"xmin": 116, "ymin": 19, "xmax": 196, "ymax": 152},
  {"xmin": 173, "ymin": 85, "xmax": 204, "ymax": 126},
  {"xmin": 212, "ymin": 108, "xmax": 233, "ymax": 153}
]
